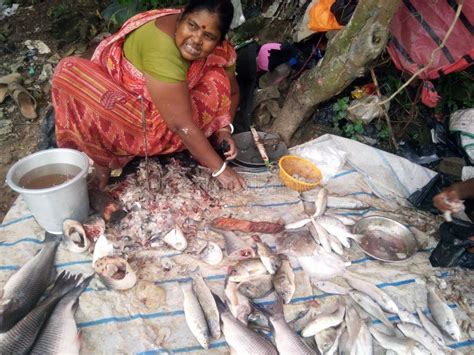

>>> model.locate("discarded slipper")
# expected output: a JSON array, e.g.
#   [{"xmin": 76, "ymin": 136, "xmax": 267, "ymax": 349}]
[
  {"xmin": 8, "ymin": 81, "xmax": 37, "ymax": 119},
  {"xmin": 0, "ymin": 73, "xmax": 21, "ymax": 104}
]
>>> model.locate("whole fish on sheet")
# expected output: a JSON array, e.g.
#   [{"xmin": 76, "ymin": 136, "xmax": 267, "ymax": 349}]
[
  {"xmin": 314, "ymin": 327, "xmax": 337, "ymax": 353},
  {"xmin": 273, "ymin": 256, "xmax": 296, "ymax": 304},
  {"xmin": 219, "ymin": 230, "xmax": 255, "ymax": 261},
  {"xmin": 416, "ymin": 308, "xmax": 445, "ymax": 346},
  {"xmin": 343, "ymin": 272, "xmax": 399, "ymax": 313},
  {"xmin": 285, "ymin": 218, "xmax": 311, "ymax": 230},
  {"xmin": 228, "ymin": 259, "xmax": 267, "ymax": 283},
  {"xmin": 192, "ymin": 273, "xmax": 221, "ymax": 340},
  {"xmin": 313, "ymin": 187, "xmax": 328, "ymax": 217},
  {"xmin": 251, "ymin": 297, "xmax": 316, "ymax": 354},
  {"xmin": 180, "ymin": 282, "xmax": 210, "ymax": 349},
  {"xmin": 0, "ymin": 232, "xmax": 59, "ymax": 332},
  {"xmin": 316, "ymin": 216, "xmax": 353, "ymax": 248},
  {"xmin": 254, "ymin": 237, "xmax": 281, "ymax": 274},
  {"xmin": 313, "ymin": 281, "xmax": 349, "ymax": 295},
  {"xmin": 301, "ymin": 305, "xmax": 345, "ymax": 337},
  {"xmin": 325, "ymin": 324, "xmax": 345, "ymax": 355},
  {"xmin": 326, "ymin": 196, "xmax": 369, "ymax": 209},
  {"xmin": 325, "ymin": 213, "xmax": 357, "ymax": 226},
  {"xmin": 298, "ymin": 246, "xmax": 348, "ymax": 281},
  {"xmin": 225, "ymin": 277, "xmax": 251, "ymax": 324},
  {"xmin": 238, "ymin": 274, "xmax": 274, "ymax": 299},
  {"xmin": 427, "ymin": 287, "xmax": 461, "ymax": 341},
  {"xmin": 213, "ymin": 294, "xmax": 278, "ymax": 355},
  {"xmin": 0, "ymin": 271, "xmax": 80, "ymax": 354},
  {"xmin": 276, "ymin": 230, "xmax": 318, "ymax": 257},
  {"xmin": 397, "ymin": 307, "xmax": 421, "ymax": 326},
  {"xmin": 352, "ymin": 322, "xmax": 372, "ymax": 355},
  {"xmin": 368, "ymin": 326, "xmax": 427, "ymax": 354},
  {"xmin": 349, "ymin": 290, "xmax": 394, "ymax": 329},
  {"xmin": 30, "ymin": 275, "xmax": 93, "ymax": 355},
  {"xmin": 397, "ymin": 322, "xmax": 446, "ymax": 354},
  {"xmin": 345, "ymin": 306, "xmax": 362, "ymax": 350},
  {"xmin": 326, "ymin": 233, "xmax": 344, "ymax": 255},
  {"xmin": 309, "ymin": 218, "xmax": 331, "ymax": 253}
]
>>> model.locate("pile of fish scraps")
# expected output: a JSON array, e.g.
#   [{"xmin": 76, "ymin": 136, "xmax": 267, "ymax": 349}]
[
  {"xmin": 14, "ymin": 158, "xmax": 471, "ymax": 354},
  {"xmin": 0, "ymin": 233, "xmax": 91, "ymax": 354}
]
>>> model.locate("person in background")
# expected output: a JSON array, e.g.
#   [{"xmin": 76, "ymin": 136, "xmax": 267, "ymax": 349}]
[
  {"xmin": 51, "ymin": 0, "xmax": 245, "ymax": 191},
  {"xmin": 433, "ymin": 178, "xmax": 474, "ymax": 221}
]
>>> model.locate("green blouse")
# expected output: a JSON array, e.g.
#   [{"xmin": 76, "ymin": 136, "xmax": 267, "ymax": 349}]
[{"xmin": 123, "ymin": 20, "xmax": 235, "ymax": 83}]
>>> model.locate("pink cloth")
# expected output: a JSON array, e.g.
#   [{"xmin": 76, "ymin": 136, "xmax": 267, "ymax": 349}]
[{"xmin": 256, "ymin": 43, "xmax": 281, "ymax": 71}]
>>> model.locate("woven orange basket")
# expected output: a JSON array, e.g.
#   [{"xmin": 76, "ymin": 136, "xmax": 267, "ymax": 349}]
[{"xmin": 278, "ymin": 155, "xmax": 322, "ymax": 192}]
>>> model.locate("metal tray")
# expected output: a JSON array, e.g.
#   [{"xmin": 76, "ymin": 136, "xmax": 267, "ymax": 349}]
[
  {"xmin": 352, "ymin": 216, "xmax": 418, "ymax": 262},
  {"xmin": 233, "ymin": 131, "xmax": 288, "ymax": 166}
]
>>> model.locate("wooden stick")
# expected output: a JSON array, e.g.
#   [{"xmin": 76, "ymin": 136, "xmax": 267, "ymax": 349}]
[{"xmin": 250, "ymin": 126, "xmax": 272, "ymax": 169}]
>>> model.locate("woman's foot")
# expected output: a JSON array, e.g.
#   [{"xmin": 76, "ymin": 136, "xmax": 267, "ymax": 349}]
[{"xmin": 92, "ymin": 164, "xmax": 110, "ymax": 190}]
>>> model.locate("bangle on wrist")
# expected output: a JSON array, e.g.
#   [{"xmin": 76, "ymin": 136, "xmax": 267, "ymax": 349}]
[
  {"xmin": 217, "ymin": 123, "xmax": 234, "ymax": 135},
  {"xmin": 212, "ymin": 162, "xmax": 227, "ymax": 177}
]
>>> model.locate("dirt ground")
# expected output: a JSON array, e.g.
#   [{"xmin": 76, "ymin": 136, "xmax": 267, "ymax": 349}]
[{"xmin": 0, "ymin": 0, "xmax": 106, "ymax": 221}]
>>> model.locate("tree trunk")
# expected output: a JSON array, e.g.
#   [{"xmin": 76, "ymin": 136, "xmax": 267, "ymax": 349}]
[{"xmin": 269, "ymin": 0, "xmax": 401, "ymax": 145}]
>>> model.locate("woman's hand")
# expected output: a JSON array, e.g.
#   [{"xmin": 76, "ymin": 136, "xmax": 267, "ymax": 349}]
[
  {"xmin": 216, "ymin": 130, "xmax": 238, "ymax": 160},
  {"xmin": 216, "ymin": 165, "xmax": 245, "ymax": 191}
]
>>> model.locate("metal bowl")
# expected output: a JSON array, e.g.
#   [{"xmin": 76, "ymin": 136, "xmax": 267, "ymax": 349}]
[
  {"xmin": 352, "ymin": 216, "xmax": 418, "ymax": 262},
  {"xmin": 233, "ymin": 131, "xmax": 288, "ymax": 166}
]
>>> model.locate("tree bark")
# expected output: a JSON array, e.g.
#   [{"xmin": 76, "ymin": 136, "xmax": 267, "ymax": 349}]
[{"xmin": 269, "ymin": 0, "xmax": 401, "ymax": 145}]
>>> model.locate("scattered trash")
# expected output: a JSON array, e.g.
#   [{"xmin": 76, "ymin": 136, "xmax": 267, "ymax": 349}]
[
  {"xmin": 347, "ymin": 95, "xmax": 390, "ymax": 124},
  {"xmin": 23, "ymin": 40, "xmax": 51, "ymax": 54},
  {"xmin": 38, "ymin": 64, "xmax": 53, "ymax": 83}
]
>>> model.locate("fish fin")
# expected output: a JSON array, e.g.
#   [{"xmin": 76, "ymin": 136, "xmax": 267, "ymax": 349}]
[
  {"xmin": 251, "ymin": 234, "xmax": 262, "ymax": 243},
  {"xmin": 44, "ymin": 231, "xmax": 62, "ymax": 243},
  {"xmin": 211, "ymin": 292, "xmax": 227, "ymax": 313},
  {"xmin": 44, "ymin": 270, "xmax": 82, "ymax": 301}
]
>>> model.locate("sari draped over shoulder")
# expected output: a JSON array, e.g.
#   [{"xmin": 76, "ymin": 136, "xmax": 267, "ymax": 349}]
[{"xmin": 52, "ymin": 9, "xmax": 236, "ymax": 169}]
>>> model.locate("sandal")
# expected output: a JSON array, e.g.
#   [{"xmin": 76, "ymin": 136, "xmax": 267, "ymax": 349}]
[
  {"xmin": 8, "ymin": 81, "xmax": 37, "ymax": 119},
  {"xmin": 0, "ymin": 73, "xmax": 21, "ymax": 104}
]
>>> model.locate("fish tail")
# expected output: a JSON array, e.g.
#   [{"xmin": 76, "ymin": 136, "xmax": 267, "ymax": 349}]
[
  {"xmin": 44, "ymin": 231, "xmax": 62, "ymax": 244},
  {"xmin": 272, "ymin": 294, "xmax": 284, "ymax": 315},
  {"xmin": 211, "ymin": 292, "xmax": 227, "ymax": 313},
  {"xmin": 46, "ymin": 270, "xmax": 82, "ymax": 301}
]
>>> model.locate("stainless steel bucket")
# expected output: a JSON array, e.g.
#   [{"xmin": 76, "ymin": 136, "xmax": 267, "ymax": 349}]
[{"xmin": 6, "ymin": 148, "xmax": 90, "ymax": 234}]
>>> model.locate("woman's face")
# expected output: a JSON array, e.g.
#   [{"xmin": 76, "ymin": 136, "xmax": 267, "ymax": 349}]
[{"xmin": 175, "ymin": 10, "xmax": 221, "ymax": 61}]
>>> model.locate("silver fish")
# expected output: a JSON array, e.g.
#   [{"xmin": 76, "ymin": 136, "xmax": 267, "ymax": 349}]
[
  {"xmin": 180, "ymin": 281, "xmax": 210, "ymax": 349},
  {"xmin": 255, "ymin": 240, "xmax": 281, "ymax": 274},
  {"xmin": 62, "ymin": 219, "xmax": 90, "ymax": 253},
  {"xmin": 314, "ymin": 327, "xmax": 337, "ymax": 353},
  {"xmin": 397, "ymin": 307, "xmax": 421, "ymax": 326},
  {"xmin": 225, "ymin": 277, "xmax": 251, "ymax": 324},
  {"xmin": 276, "ymin": 230, "xmax": 318, "ymax": 257},
  {"xmin": 309, "ymin": 217, "xmax": 332, "ymax": 253},
  {"xmin": 252, "ymin": 298, "xmax": 316, "ymax": 354},
  {"xmin": 192, "ymin": 273, "xmax": 221, "ymax": 340},
  {"xmin": 349, "ymin": 290, "xmax": 394, "ymax": 328},
  {"xmin": 316, "ymin": 216, "xmax": 352, "ymax": 248},
  {"xmin": 0, "ymin": 271, "xmax": 80, "ymax": 353},
  {"xmin": 327, "ymin": 233, "xmax": 344, "ymax": 255},
  {"xmin": 214, "ymin": 295, "xmax": 278, "ymax": 355},
  {"xmin": 427, "ymin": 287, "xmax": 461, "ymax": 341},
  {"xmin": 313, "ymin": 187, "xmax": 328, "ymax": 217},
  {"xmin": 285, "ymin": 218, "xmax": 311, "ymax": 230},
  {"xmin": 298, "ymin": 246, "xmax": 348, "ymax": 281},
  {"xmin": 273, "ymin": 257, "xmax": 296, "ymax": 304},
  {"xmin": 30, "ymin": 275, "xmax": 93, "ymax": 355},
  {"xmin": 345, "ymin": 306, "xmax": 362, "ymax": 350},
  {"xmin": 221, "ymin": 230, "xmax": 255, "ymax": 261},
  {"xmin": 238, "ymin": 274, "xmax": 274, "ymax": 299},
  {"xmin": 326, "ymin": 196, "xmax": 369, "ymax": 210},
  {"xmin": 325, "ymin": 324, "xmax": 345, "ymax": 355},
  {"xmin": 0, "ymin": 233, "xmax": 59, "ymax": 332},
  {"xmin": 397, "ymin": 322, "xmax": 445, "ymax": 354},
  {"xmin": 415, "ymin": 308, "xmax": 445, "ymax": 346},
  {"xmin": 301, "ymin": 305, "xmax": 345, "ymax": 337},
  {"xmin": 228, "ymin": 258, "xmax": 267, "ymax": 283},
  {"xmin": 344, "ymin": 272, "xmax": 399, "ymax": 314},
  {"xmin": 369, "ymin": 326, "xmax": 420, "ymax": 354},
  {"xmin": 313, "ymin": 281, "xmax": 349, "ymax": 295},
  {"xmin": 352, "ymin": 322, "xmax": 372, "ymax": 355},
  {"xmin": 325, "ymin": 213, "xmax": 357, "ymax": 226}
]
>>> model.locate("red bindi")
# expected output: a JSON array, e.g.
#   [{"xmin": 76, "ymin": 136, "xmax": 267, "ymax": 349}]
[{"xmin": 202, "ymin": 25, "xmax": 206, "ymax": 29}]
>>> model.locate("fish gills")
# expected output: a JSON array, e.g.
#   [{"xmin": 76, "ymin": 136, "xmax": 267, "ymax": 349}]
[{"xmin": 0, "ymin": 233, "xmax": 59, "ymax": 332}]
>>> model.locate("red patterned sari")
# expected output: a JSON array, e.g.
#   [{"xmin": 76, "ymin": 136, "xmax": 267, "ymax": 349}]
[{"xmin": 52, "ymin": 9, "xmax": 236, "ymax": 169}]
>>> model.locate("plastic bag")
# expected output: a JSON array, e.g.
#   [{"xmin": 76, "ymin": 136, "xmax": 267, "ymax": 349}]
[
  {"xmin": 429, "ymin": 221, "xmax": 474, "ymax": 269},
  {"xmin": 308, "ymin": 0, "xmax": 343, "ymax": 32},
  {"xmin": 407, "ymin": 173, "xmax": 454, "ymax": 214},
  {"xmin": 347, "ymin": 95, "xmax": 389, "ymax": 124}
]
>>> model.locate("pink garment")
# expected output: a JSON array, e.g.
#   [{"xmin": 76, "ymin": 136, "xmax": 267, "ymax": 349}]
[{"xmin": 256, "ymin": 43, "xmax": 281, "ymax": 71}]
